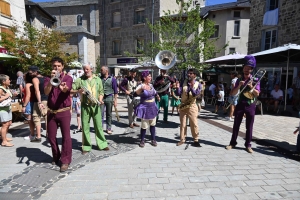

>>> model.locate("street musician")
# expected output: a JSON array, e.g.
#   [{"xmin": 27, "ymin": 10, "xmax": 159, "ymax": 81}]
[{"xmin": 71, "ymin": 63, "xmax": 109, "ymax": 155}]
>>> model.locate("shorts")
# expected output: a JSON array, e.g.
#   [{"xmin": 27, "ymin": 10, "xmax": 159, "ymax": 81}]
[
  {"xmin": 228, "ymin": 96, "xmax": 238, "ymax": 106},
  {"xmin": 0, "ymin": 109, "xmax": 12, "ymax": 123},
  {"xmin": 73, "ymin": 101, "xmax": 81, "ymax": 115},
  {"xmin": 141, "ymin": 118, "xmax": 156, "ymax": 129},
  {"xmin": 32, "ymin": 101, "xmax": 48, "ymax": 127},
  {"xmin": 24, "ymin": 102, "xmax": 34, "ymax": 115},
  {"xmin": 216, "ymin": 101, "xmax": 224, "ymax": 106}
]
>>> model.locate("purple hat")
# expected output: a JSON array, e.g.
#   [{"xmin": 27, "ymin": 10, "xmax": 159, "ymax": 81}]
[
  {"xmin": 141, "ymin": 70, "xmax": 150, "ymax": 78},
  {"xmin": 244, "ymin": 55, "xmax": 256, "ymax": 68}
]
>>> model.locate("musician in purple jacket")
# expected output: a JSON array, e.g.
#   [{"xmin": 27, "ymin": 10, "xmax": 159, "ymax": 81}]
[{"xmin": 226, "ymin": 55, "xmax": 260, "ymax": 154}]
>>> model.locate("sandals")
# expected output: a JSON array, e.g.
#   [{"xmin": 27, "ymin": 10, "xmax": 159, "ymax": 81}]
[{"xmin": 1, "ymin": 142, "xmax": 14, "ymax": 147}]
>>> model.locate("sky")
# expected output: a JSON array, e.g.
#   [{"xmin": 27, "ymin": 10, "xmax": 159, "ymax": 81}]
[{"xmin": 32, "ymin": 0, "xmax": 238, "ymax": 6}]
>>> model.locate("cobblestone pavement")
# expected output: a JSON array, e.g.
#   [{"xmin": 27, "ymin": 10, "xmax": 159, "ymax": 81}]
[{"xmin": 0, "ymin": 98, "xmax": 300, "ymax": 199}]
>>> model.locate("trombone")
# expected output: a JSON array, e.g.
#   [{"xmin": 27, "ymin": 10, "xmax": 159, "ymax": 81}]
[
  {"xmin": 81, "ymin": 85, "xmax": 101, "ymax": 106},
  {"xmin": 226, "ymin": 69, "xmax": 266, "ymax": 109}
]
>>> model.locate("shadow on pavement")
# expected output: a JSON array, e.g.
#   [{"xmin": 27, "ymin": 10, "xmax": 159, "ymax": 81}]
[{"xmin": 16, "ymin": 147, "xmax": 52, "ymax": 166}]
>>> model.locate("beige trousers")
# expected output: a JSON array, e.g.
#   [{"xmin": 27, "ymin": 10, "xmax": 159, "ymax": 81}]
[{"xmin": 179, "ymin": 103, "xmax": 199, "ymax": 142}]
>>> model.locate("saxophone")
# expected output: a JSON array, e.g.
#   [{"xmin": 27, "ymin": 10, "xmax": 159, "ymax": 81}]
[
  {"xmin": 178, "ymin": 81, "xmax": 199, "ymax": 111},
  {"xmin": 178, "ymin": 96, "xmax": 197, "ymax": 111}
]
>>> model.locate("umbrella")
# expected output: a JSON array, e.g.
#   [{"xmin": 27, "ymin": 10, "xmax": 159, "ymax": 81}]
[
  {"xmin": 0, "ymin": 53, "xmax": 18, "ymax": 61},
  {"xmin": 203, "ymin": 67, "xmax": 229, "ymax": 75},
  {"xmin": 204, "ymin": 53, "xmax": 246, "ymax": 70},
  {"xmin": 251, "ymin": 43, "xmax": 300, "ymax": 110}
]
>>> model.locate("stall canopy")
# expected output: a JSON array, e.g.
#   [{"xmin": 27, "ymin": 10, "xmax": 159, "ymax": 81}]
[
  {"xmin": 204, "ymin": 53, "xmax": 246, "ymax": 70},
  {"xmin": 251, "ymin": 43, "xmax": 300, "ymax": 110},
  {"xmin": 0, "ymin": 53, "xmax": 18, "ymax": 61}
]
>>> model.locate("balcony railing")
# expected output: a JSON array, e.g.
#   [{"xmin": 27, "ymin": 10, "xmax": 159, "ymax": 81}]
[
  {"xmin": 112, "ymin": 22, "xmax": 121, "ymax": 28},
  {"xmin": 134, "ymin": 16, "xmax": 145, "ymax": 24}
]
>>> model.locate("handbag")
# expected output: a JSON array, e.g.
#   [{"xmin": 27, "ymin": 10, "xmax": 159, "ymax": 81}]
[{"xmin": 0, "ymin": 86, "xmax": 12, "ymax": 107}]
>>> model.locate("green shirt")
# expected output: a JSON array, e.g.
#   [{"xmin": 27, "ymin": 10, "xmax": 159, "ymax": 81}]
[{"xmin": 72, "ymin": 75, "xmax": 104, "ymax": 104}]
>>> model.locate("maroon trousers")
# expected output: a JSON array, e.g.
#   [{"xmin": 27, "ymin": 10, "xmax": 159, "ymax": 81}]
[{"xmin": 47, "ymin": 110, "xmax": 72, "ymax": 164}]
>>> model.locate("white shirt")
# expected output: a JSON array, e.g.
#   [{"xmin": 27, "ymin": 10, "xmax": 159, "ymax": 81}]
[
  {"xmin": 217, "ymin": 91, "xmax": 224, "ymax": 101},
  {"xmin": 271, "ymin": 89, "xmax": 283, "ymax": 99}
]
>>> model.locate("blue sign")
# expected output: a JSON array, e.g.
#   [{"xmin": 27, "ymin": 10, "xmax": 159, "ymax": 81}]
[{"xmin": 117, "ymin": 58, "xmax": 138, "ymax": 64}]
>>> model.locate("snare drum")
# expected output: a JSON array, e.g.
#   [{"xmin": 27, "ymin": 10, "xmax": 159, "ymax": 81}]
[{"xmin": 133, "ymin": 96, "xmax": 140, "ymax": 106}]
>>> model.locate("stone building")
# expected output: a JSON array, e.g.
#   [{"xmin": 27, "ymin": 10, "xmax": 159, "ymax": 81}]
[
  {"xmin": 25, "ymin": 0, "xmax": 56, "ymax": 30},
  {"xmin": 248, "ymin": 0, "xmax": 300, "ymax": 91},
  {"xmin": 200, "ymin": 0, "xmax": 251, "ymax": 57},
  {"xmin": 39, "ymin": 0, "xmax": 100, "ymax": 68},
  {"xmin": 99, "ymin": 0, "xmax": 205, "ymax": 76}
]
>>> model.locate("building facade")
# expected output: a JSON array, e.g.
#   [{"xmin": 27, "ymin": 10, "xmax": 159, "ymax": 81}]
[
  {"xmin": 248, "ymin": 0, "xmax": 300, "ymax": 91},
  {"xmin": 40, "ymin": 0, "xmax": 100, "ymax": 68},
  {"xmin": 25, "ymin": 0, "xmax": 56, "ymax": 30},
  {"xmin": 99, "ymin": 0, "xmax": 205, "ymax": 76}
]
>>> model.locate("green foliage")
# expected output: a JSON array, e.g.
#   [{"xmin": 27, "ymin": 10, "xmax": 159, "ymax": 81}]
[
  {"xmin": 0, "ymin": 21, "xmax": 78, "ymax": 75},
  {"xmin": 138, "ymin": 0, "xmax": 223, "ymax": 72}
]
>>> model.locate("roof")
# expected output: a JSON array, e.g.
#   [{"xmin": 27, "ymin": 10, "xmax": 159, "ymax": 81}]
[
  {"xmin": 200, "ymin": 0, "xmax": 251, "ymax": 18},
  {"xmin": 25, "ymin": 0, "xmax": 56, "ymax": 21},
  {"xmin": 54, "ymin": 26, "xmax": 95, "ymax": 36},
  {"xmin": 38, "ymin": 0, "xmax": 98, "ymax": 7}
]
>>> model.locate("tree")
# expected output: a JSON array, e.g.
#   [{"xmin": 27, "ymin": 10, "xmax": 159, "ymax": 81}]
[
  {"xmin": 0, "ymin": 21, "xmax": 78, "ymax": 75},
  {"xmin": 136, "ymin": 0, "xmax": 225, "ymax": 72}
]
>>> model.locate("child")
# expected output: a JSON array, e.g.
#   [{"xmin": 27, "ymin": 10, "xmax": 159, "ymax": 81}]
[
  {"xmin": 170, "ymin": 82, "xmax": 181, "ymax": 116},
  {"xmin": 214, "ymin": 84, "xmax": 224, "ymax": 114},
  {"xmin": 72, "ymin": 92, "xmax": 82, "ymax": 134}
]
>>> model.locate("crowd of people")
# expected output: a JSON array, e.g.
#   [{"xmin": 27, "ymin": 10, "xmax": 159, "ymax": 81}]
[{"xmin": 1, "ymin": 55, "xmax": 299, "ymax": 173}]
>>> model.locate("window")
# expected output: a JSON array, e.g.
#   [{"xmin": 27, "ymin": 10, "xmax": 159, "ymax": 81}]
[
  {"xmin": 134, "ymin": 8, "xmax": 145, "ymax": 24},
  {"xmin": 0, "ymin": 0, "xmax": 11, "ymax": 17},
  {"xmin": 136, "ymin": 38, "xmax": 144, "ymax": 54},
  {"xmin": 233, "ymin": 11, "xmax": 240, "ymax": 18},
  {"xmin": 113, "ymin": 40, "xmax": 121, "ymax": 55},
  {"xmin": 77, "ymin": 15, "xmax": 82, "ymax": 26},
  {"xmin": 266, "ymin": 0, "xmax": 279, "ymax": 11},
  {"xmin": 111, "ymin": 0, "xmax": 121, "ymax": 2},
  {"xmin": 229, "ymin": 48, "xmax": 236, "ymax": 54},
  {"xmin": 234, "ymin": 21, "xmax": 240, "ymax": 36},
  {"xmin": 210, "ymin": 25, "xmax": 219, "ymax": 38},
  {"xmin": 112, "ymin": 12, "xmax": 121, "ymax": 28},
  {"xmin": 263, "ymin": 29, "xmax": 277, "ymax": 50}
]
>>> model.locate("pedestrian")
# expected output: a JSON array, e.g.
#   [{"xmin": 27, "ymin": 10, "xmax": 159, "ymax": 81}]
[
  {"xmin": 214, "ymin": 84, "xmax": 224, "ymax": 114},
  {"xmin": 44, "ymin": 57, "xmax": 73, "ymax": 172},
  {"xmin": 16, "ymin": 71, "xmax": 25, "ymax": 100},
  {"xmin": 293, "ymin": 124, "xmax": 300, "ymax": 152},
  {"xmin": 72, "ymin": 92, "xmax": 82, "ymax": 134},
  {"xmin": 29, "ymin": 66, "xmax": 48, "ymax": 142},
  {"xmin": 22, "ymin": 73, "xmax": 35, "ymax": 140},
  {"xmin": 176, "ymin": 68, "xmax": 202, "ymax": 147},
  {"xmin": 119, "ymin": 68, "xmax": 140, "ymax": 128},
  {"xmin": 72, "ymin": 63, "xmax": 109, "ymax": 154},
  {"xmin": 135, "ymin": 70, "xmax": 160, "ymax": 147},
  {"xmin": 226, "ymin": 55, "xmax": 260, "ymax": 153},
  {"xmin": 170, "ymin": 82, "xmax": 180, "ymax": 116},
  {"xmin": 225, "ymin": 71, "xmax": 239, "ymax": 121},
  {"xmin": 0, "ymin": 74, "xmax": 16, "ymax": 147}
]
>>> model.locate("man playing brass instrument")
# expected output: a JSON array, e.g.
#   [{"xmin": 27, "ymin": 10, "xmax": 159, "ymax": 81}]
[
  {"xmin": 226, "ymin": 55, "xmax": 260, "ymax": 154},
  {"xmin": 153, "ymin": 69, "xmax": 174, "ymax": 123},
  {"xmin": 71, "ymin": 63, "xmax": 109, "ymax": 155},
  {"xmin": 176, "ymin": 68, "xmax": 202, "ymax": 147}
]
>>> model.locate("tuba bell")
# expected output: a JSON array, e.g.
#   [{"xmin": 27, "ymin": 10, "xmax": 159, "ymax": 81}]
[
  {"xmin": 50, "ymin": 71, "xmax": 61, "ymax": 87},
  {"xmin": 155, "ymin": 50, "xmax": 176, "ymax": 70}
]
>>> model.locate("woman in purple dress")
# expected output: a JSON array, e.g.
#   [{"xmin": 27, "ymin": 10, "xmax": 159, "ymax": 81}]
[{"xmin": 135, "ymin": 71, "xmax": 160, "ymax": 147}]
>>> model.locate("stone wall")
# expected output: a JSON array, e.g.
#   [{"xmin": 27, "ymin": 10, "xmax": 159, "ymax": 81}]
[{"xmin": 248, "ymin": 0, "xmax": 300, "ymax": 54}]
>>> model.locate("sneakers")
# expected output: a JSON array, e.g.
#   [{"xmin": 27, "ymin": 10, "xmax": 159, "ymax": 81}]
[
  {"xmin": 246, "ymin": 147, "xmax": 253, "ymax": 153},
  {"xmin": 30, "ymin": 137, "xmax": 42, "ymax": 143},
  {"xmin": 107, "ymin": 129, "xmax": 112, "ymax": 135},
  {"xmin": 225, "ymin": 117, "xmax": 233, "ymax": 121},
  {"xmin": 24, "ymin": 135, "xmax": 35, "ymax": 140},
  {"xmin": 225, "ymin": 145, "xmax": 235, "ymax": 150},
  {"xmin": 73, "ymin": 128, "xmax": 82, "ymax": 134},
  {"xmin": 139, "ymin": 140, "xmax": 145, "ymax": 148}
]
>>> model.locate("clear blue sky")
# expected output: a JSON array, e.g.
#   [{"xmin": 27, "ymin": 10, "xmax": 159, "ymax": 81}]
[
  {"xmin": 33, "ymin": 0, "xmax": 237, "ymax": 5},
  {"xmin": 206, "ymin": 0, "xmax": 237, "ymax": 6}
]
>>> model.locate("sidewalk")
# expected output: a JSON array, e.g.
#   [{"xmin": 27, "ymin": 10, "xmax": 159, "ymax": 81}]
[{"xmin": 0, "ymin": 102, "xmax": 300, "ymax": 199}]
